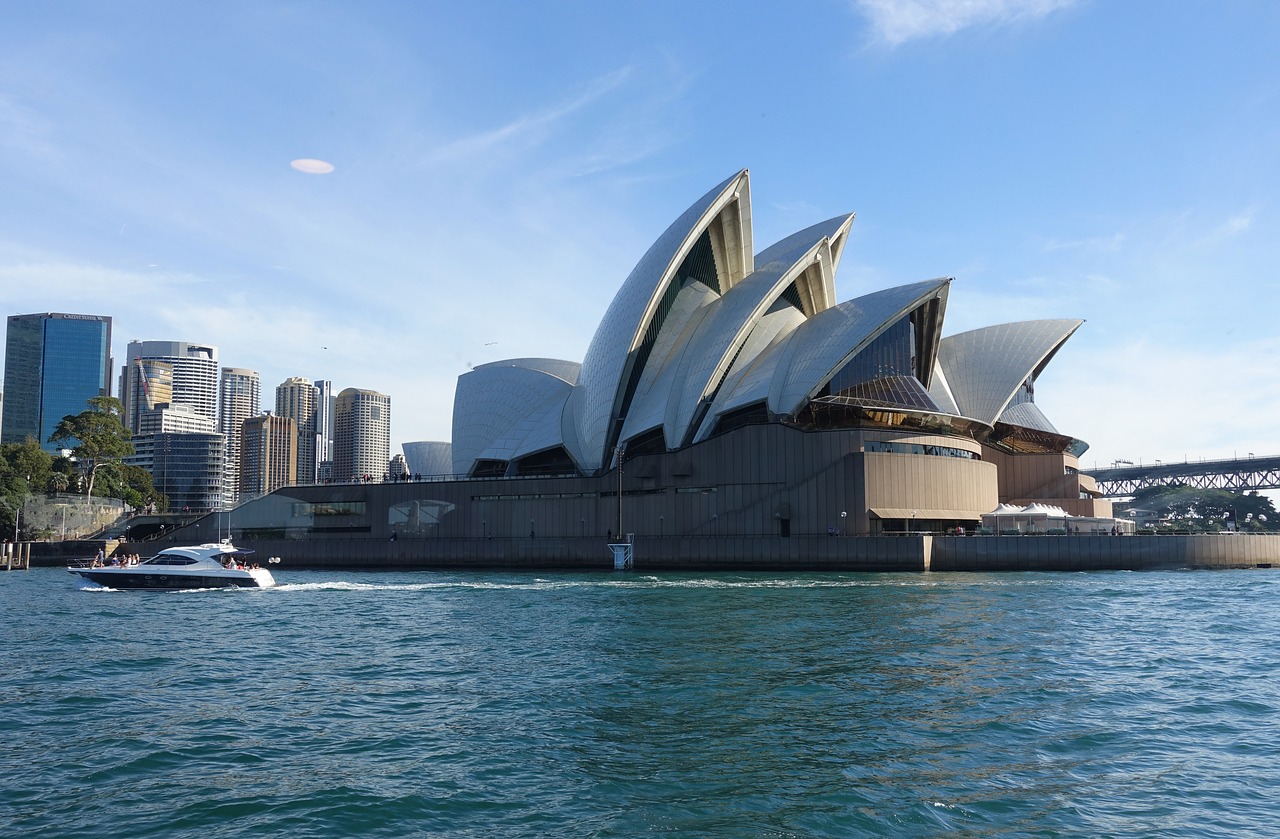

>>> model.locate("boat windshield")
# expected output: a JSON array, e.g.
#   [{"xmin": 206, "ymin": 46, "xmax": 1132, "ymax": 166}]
[{"xmin": 141, "ymin": 557, "xmax": 200, "ymax": 566}]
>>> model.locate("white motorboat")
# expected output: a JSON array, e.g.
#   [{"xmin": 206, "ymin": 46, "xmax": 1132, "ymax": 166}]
[{"xmin": 69, "ymin": 541, "xmax": 276, "ymax": 590}]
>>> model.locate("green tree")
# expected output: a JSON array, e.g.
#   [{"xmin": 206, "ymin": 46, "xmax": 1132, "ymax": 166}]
[
  {"xmin": 1122, "ymin": 484, "xmax": 1278, "ymax": 532},
  {"xmin": 0, "ymin": 439, "xmax": 54, "ymax": 538},
  {"xmin": 120, "ymin": 464, "xmax": 165, "ymax": 511},
  {"xmin": 47, "ymin": 396, "xmax": 134, "ymax": 503}
]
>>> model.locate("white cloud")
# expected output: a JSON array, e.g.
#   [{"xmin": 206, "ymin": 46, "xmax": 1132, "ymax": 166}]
[
  {"xmin": 1195, "ymin": 208, "xmax": 1256, "ymax": 247},
  {"xmin": 854, "ymin": 0, "xmax": 1076, "ymax": 45},
  {"xmin": 421, "ymin": 66, "xmax": 634, "ymax": 168},
  {"xmin": 0, "ymin": 94, "xmax": 58, "ymax": 161}
]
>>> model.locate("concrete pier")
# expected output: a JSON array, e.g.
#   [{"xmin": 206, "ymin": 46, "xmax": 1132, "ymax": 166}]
[{"xmin": 3, "ymin": 541, "xmax": 31, "ymax": 571}]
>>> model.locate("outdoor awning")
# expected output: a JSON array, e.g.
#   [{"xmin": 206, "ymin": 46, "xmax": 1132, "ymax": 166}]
[{"xmin": 870, "ymin": 508, "xmax": 983, "ymax": 520}]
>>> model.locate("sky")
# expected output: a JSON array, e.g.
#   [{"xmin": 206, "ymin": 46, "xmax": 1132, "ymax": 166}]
[{"xmin": 2, "ymin": 0, "xmax": 1279, "ymax": 472}]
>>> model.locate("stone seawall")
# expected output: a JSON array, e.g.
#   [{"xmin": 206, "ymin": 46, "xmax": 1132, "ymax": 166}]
[
  {"xmin": 930, "ymin": 533, "xmax": 1280, "ymax": 571},
  {"xmin": 31, "ymin": 533, "xmax": 1280, "ymax": 572}
]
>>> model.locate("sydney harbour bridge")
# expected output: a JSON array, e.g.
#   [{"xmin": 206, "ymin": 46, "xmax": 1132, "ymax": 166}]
[{"xmin": 1083, "ymin": 455, "xmax": 1280, "ymax": 497}]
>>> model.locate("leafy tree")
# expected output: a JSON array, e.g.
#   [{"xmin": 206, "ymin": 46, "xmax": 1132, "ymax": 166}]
[
  {"xmin": 124, "ymin": 464, "xmax": 164, "ymax": 511},
  {"xmin": 47, "ymin": 396, "xmax": 134, "ymax": 503},
  {"xmin": 0, "ymin": 439, "xmax": 54, "ymax": 538},
  {"xmin": 1121, "ymin": 484, "xmax": 1278, "ymax": 532},
  {"xmin": 114, "ymin": 463, "xmax": 163, "ymax": 510}
]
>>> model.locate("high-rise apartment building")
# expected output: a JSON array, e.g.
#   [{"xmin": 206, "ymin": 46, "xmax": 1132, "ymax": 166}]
[
  {"xmin": 125, "ymin": 431, "xmax": 225, "ymax": 513},
  {"xmin": 219, "ymin": 367, "xmax": 259, "ymax": 506},
  {"xmin": 137, "ymin": 404, "xmax": 216, "ymax": 435},
  {"xmin": 334, "ymin": 388, "xmax": 391, "ymax": 482},
  {"xmin": 240, "ymin": 414, "xmax": 297, "ymax": 498},
  {"xmin": 275, "ymin": 377, "xmax": 317, "ymax": 484},
  {"xmin": 2, "ymin": 313, "xmax": 112, "ymax": 451},
  {"xmin": 315, "ymin": 379, "xmax": 334, "ymax": 469},
  {"xmin": 120, "ymin": 341, "xmax": 218, "ymax": 434}
]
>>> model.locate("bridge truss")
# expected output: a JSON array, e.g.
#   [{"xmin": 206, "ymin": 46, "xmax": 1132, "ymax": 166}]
[{"xmin": 1083, "ymin": 455, "xmax": 1280, "ymax": 497}]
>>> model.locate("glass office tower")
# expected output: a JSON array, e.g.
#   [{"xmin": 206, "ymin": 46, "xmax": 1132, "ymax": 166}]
[{"xmin": 2, "ymin": 313, "xmax": 112, "ymax": 452}]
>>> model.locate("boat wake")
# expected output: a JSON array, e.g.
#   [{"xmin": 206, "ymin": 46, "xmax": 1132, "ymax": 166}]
[{"xmin": 264, "ymin": 575, "xmax": 965, "ymax": 593}]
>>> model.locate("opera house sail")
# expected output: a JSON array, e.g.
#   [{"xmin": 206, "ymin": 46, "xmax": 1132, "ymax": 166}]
[{"xmin": 225, "ymin": 168, "xmax": 1110, "ymax": 557}]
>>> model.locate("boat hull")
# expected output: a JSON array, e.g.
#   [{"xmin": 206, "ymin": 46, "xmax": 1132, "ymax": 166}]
[{"xmin": 69, "ymin": 568, "xmax": 272, "ymax": 590}]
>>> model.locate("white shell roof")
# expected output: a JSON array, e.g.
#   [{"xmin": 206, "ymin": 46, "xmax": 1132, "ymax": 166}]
[
  {"xmin": 766, "ymin": 278, "xmax": 951, "ymax": 417},
  {"xmin": 473, "ymin": 357, "xmax": 581, "ymax": 383},
  {"xmin": 937, "ymin": 319, "xmax": 1083, "ymax": 426},
  {"xmin": 669, "ymin": 216, "xmax": 855, "ymax": 444},
  {"xmin": 616, "ymin": 282, "xmax": 719, "ymax": 446},
  {"xmin": 927, "ymin": 362, "xmax": 961, "ymax": 415},
  {"xmin": 564, "ymin": 170, "xmax": 752, "ymax": 471},
  {"xmin": 693, "ymin": 303, "xmax": 808, "ymax": 439},
  {"xmin": 442, "ymin": 172, "xmax": 1089, "ymax": 478},
  {"xmin": 451, "ymin": 360, "xmax": 578, "ymax": 474},
  {"xmin": 998, "ymin": 400, "xmax": 1058, "ymax": 434},
  {"xmin": 402, "ymin": 441, "xmax": 454, "ymax": 476}
]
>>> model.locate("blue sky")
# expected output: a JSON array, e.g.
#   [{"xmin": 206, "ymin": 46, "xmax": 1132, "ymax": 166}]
[{"xmin": 2, "ymin": 0, "xmax": 1278, "ymax": 470}]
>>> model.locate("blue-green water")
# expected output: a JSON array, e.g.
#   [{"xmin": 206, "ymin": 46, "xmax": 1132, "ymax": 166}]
[{"xmin": 3, "ymin": 568, "xmax": 1280, "ymax": 838}]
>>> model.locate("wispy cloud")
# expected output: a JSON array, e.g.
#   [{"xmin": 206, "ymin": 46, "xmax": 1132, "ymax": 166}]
[
  {"xmin": 422, "ymin": 67, "xmax": 634, "ymax": 168},
  {"xmin": 854, "ymin": 0, "xmax": 1076, "ymax": 46},
  {"xmin": 0, "ymin": 257, "xmax": 200, "ymax": 300},
  {"xmin": 1195, "ymin": 208, "xmax": 1256, "ymax": 247},
  {"xmin": 1036, "ymin": 231, "xmax": 1127, "ymax": 253},
  {"xmin": 0, "ymin": 93, "xmax": 58, "ymax": 162}
]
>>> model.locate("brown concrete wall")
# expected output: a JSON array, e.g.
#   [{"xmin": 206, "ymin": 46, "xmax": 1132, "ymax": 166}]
[
  {"xmin": 88, "ymin": 533, "xmax": 1280, "ymax": 573},
  {"xmin": 931, "ymin": 533, "xmax": 1280, "ymax": 571},
  {"xmin": 861, "ymin": 452, "xmax": 997, "ymax": 528},
  {"xmin": 153, "ymin": 424, "xmax": 1003, "ymax": 546}
]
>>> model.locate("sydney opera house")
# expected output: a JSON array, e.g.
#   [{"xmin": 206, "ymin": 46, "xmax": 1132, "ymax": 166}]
[{"xmin": 215, "ymin": 169, "xmax": 1116, "ymax": 566}]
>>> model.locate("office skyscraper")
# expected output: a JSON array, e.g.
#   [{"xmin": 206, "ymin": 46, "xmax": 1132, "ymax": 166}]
[
  {"xmin": 275, "ymin": 377, "xmax": 317, "ymax": 484},
  {"xmin": 120, "ymin": 341, "xmax": 218, "ymax": 434},
  {"xmin": 219, "ymin": 367, "xmax": 260, "ymax": 506},
  {"xmin": 240, "ymin": 414, "xmax": 297, "ymax": 498},
  {"xmin": 334, "ymin": 387, "xmax": 391, "ymax": 482},
  {"xmin": 2, "ymin": 313, "xmax": 112, "ymax": 452}
]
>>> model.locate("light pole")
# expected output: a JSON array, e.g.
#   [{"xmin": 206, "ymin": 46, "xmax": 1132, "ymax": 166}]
[
  {"xmin": 840, "ymin": 510, "xmax": 847, "ymax": 536},
  {"xmin": 615, "ymin": 444, "xmax": 625, "ymax": 540}
]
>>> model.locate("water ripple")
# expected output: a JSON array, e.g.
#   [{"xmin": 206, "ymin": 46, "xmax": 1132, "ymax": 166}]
[{"xmin": 3, "ymin": 568, "xmax": 1280, "ymax": 837}]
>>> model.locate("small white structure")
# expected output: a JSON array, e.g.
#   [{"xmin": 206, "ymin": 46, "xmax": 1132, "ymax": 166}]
[{"xmin": 982, "ymin": 503, "xmax": 1131, "ymax": 535}]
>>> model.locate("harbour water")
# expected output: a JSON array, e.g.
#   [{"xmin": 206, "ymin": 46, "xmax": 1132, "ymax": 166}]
[{"xmin": 3, "ymin": 567, "xmax": 1279, "ymax": 837}]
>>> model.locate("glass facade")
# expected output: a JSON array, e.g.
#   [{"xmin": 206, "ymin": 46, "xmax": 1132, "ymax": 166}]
[
  {"xmin": 2, "ymin": 313, "xmax": 111, "ymax": 451},
  {"xmin": 126, "ymin": 432, "xmax": 226, "ymax": 513}
]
